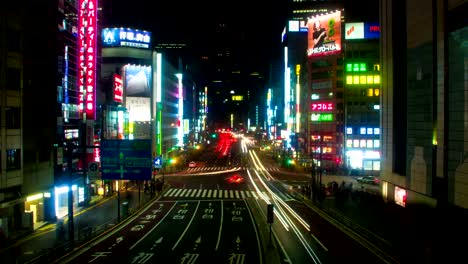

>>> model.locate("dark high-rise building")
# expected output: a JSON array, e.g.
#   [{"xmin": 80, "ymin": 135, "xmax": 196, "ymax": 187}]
[{"xmin": 380, "ymin": 0, "xmax": 468, "ymax": 211}]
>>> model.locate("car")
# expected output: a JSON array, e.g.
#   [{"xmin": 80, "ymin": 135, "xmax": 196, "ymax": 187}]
[
  {"xmin": 188, "ymin": 161, "xmax": 197, "ymax": 168},
  {"xmin": 226, "ymin": 174, "xmax": 244, "ymax": 184},
  {"xmin": 356, "ymin": 176, "xmax": 381, "ymax": 185}
]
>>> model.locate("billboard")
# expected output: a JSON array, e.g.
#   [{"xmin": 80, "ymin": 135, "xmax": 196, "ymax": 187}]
[
  {"xmin": 126, "ymin": 97, "xmax": 151, "ymax": 122},
  {"xmin": 77, "ymin": 0, "xmax": 97, "ymax": 120},
  {"xmin": 124, "ymin": 65, "xmax": 151, "ymax": 97},
  {"xmin": 345, "ymin": 22, "xmax": 380, "ymax": 40},
  {"xmin": 102, "ymin": 28, "xmax": 151, "ymax": 49},
  {"xmin": 307, "ymin": 10, "xmax": 342, "ymax": 57}
]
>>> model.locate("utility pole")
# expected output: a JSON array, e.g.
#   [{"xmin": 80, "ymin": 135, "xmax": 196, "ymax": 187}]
[{"xmin": 66, "ymin": 146, "xmax": 74, "ymax": 247}]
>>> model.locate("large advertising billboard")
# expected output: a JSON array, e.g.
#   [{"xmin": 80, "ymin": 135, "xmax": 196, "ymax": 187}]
[
  {"xmin": 307, "ymin": 10, "xmax": 342, "ymax": 57},
  {"xmin": 102, "ymin": 28, "xmax": 151, "ymax": 49},
  {"xmin": 124, "ymin": 65, "xmax": 151, "ymax": 97}
]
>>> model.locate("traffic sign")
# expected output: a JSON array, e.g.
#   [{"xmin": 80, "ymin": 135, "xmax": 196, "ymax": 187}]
[
  {"xmin": 154, "ymin": 156, "xmax": 162, "ymax": 168},
  {"xmin": 100, "ymin": 139, "xmax": 152, "ymax": 180},
  {"xmin": 88, "ymin": 162, "xmax": 99, "ymax": 179}
]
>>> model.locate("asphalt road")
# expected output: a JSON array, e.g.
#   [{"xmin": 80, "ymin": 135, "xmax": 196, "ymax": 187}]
[{"xmin": 62, "ymin": 199, "xmax": 262, "ymax": 263}]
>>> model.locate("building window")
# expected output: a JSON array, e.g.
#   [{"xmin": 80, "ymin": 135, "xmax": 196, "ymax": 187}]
[
  {"xmin": 374, "ymin": 140, "xmax": 380, "ymax": 148},
  {"xmin": 6, "ymin": 107, "xmax": 21, "ymax": 129},
  {"xmin": 346, "ymin": 127, "xmax": 353, "ymax": 134},
  {"xmin": 7, "ymin": 68, "xmax": 21, "ymax": 91},
  {"xmin": 7, "ymin": 29, "xmax": 21, "ymax": 52},
  {"xmin": 7, "ymin": 149, "xmax": 21, "ymax": 171}
]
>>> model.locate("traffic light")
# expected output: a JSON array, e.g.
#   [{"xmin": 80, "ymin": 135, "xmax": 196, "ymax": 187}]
[{"xmin": 211, "ymin": 133, "xmax": 217, "ymax": 138}]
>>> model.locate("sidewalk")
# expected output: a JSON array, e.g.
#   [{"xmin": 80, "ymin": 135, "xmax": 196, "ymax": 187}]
[
  {"xmin": 0, "ymin": 182, "xmax": 168, "ymax": 264},
  {"xmin": 259, "ymin": 150, "xmax": 468, "ymax": 263}
]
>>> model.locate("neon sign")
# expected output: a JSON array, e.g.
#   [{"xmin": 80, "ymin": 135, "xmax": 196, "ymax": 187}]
[
  {"xmin": 78, "ymin": 0, "xmax": 97, "ymax": 120},
  {"xmin": 311, "ymin": 113, "xmax": 333, "ymax": 122},
  {"xmin": 311, "ymin": 102, "xmax": 333, "ymax": 111},
  {"xmin": 113, "ymin": 74, "xmax": 123, "ymax": 103}
]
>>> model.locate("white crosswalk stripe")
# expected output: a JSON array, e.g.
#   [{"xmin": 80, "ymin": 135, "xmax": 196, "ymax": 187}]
[
  {"xmin": 186, "ymin": 166, "xmax": 280, "ymax": 173},
  {"xmin": 162, "ymin": 188, "xmax": 295, "ymax": 201}
]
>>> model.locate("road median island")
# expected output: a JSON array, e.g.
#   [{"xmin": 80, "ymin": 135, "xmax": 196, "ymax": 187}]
[{"xmin": 245, "ymin": 198, "xmax": 282, "ymax": 264}]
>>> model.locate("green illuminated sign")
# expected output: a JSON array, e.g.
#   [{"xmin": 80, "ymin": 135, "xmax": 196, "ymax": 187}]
[
  {"xmin": 346, "ymin": 63, "xmax": 367, "ymax": 72},
  {"xmin": 311, "ymin": 113, "xmax": 333, "ymax": 122}
]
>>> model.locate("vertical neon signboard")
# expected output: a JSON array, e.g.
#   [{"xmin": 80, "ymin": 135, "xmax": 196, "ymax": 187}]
[{"xmin": 78, "ymin": 0, "xmax": 97, "ymax": 120}]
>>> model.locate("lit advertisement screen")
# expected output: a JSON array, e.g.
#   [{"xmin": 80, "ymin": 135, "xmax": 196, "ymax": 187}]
[
  {"xmin": 345, "ymin": 22, "xmax": 364, "ymax": 39},
  {"xmin": 124, "ymin": 65, "xmax": 151, "ymax": 97},
  {"xmin": 311, "ymin": 102, "xmax": 334, "ymax": 111},
  {"xmin": 78, "ymin": 0, "xmax": 97, "ymax": 120},
  {"xmin": 102, "ymin": 28, "xmax": 151, "ymax": 49},
  {"xmin": 307, "ymin": 10, "xmax": 342, "ymax": 57},
  {"xmin": 345, "ymin": 22, "xmax": 380, "ymax": 40},
  {"xmin": 126, "ymin": 97, "xmax": 151, "ymax": 122}
]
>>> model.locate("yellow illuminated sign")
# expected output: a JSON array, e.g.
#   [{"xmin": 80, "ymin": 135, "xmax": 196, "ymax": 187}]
[{"xmin": 232, "ymin": 95, "xmax": 243, "ymax": 101}]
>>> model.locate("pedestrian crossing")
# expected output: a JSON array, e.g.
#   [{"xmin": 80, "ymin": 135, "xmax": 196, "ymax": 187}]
[
  {"xmin": 186, "ymin": 166, "xmax": 280, "ymax": 173},
  {"xmin": 162, "ymin": 188, "xmax": 295, "ymax": 201}
]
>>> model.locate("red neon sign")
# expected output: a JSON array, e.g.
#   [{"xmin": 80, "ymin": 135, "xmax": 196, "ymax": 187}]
[
  {"xmin": 369, "ymin": 26, "xmax": 380, "ymax": 32},
  {"xmin": 311, "ymin": 102, "xmax": 334, "ymax": 111},
  {"xmin": 78, "ymin": 0, "xmax": 97, "ymax": 120},
  {"xmin": 113, "ymin": 74, "xmax": 123, "ymax": 103}
]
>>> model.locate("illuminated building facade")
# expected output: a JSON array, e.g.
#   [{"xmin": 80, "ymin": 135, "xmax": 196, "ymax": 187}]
[
  {"xmin": 0, "ymin": 0, "xmax": 102, "ymax": 233},
  {"xmin": 343, "ymin": 22, "xmax": 381, "ymax": 175}
]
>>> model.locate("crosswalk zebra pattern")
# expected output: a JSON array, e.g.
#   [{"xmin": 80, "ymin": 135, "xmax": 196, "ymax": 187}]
[
  {"xmin": 186, "ymin": 166, "xmax": 280, "ymax": 173},
  {"xmin": 162, "ymin": 188, "xmax": 295, "ymax": 201}
]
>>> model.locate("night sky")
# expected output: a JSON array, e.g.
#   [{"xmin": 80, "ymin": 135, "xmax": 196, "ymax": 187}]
[{"xmin": 102, "ymin": 0, "xmax": 289, "ymax": 72}]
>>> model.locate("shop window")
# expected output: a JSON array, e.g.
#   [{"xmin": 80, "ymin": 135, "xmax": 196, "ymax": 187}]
[{"xmin": 346, "ymin": 139, "xmax": 353, "ymax": 147}]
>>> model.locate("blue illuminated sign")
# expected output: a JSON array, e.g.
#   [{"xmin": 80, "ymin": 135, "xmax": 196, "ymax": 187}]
[
  {"xmin": 102, "ymin": 28, "xmax": 151, "ymax": 49},
  {"xmin": 154, "ymin": 156, "xmax": 162, "ymax": 169},
  {"xmin": 101, "ymin": 139, "xmax": 152, "ymax": 180}
]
